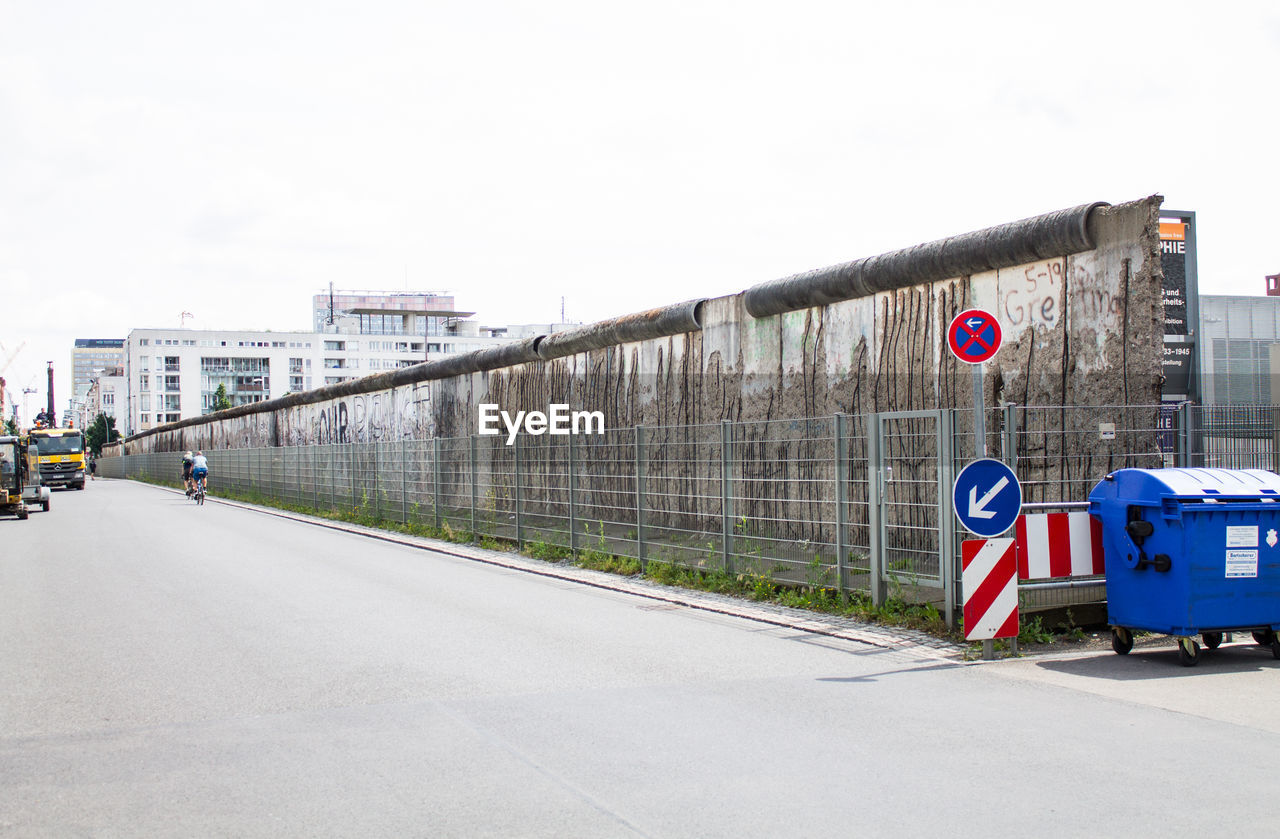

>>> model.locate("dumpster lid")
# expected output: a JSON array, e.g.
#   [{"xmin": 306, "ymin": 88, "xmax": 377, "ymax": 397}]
[{"xmin": 1106, "ymin": 467, "xmax": 1280, "ymax": 499}]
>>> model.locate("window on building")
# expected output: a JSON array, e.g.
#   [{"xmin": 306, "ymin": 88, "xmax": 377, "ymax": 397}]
[
  {"xmin": 324, "ymin": 341, "xmax": 345, "ymax": 351},
  {"xmin": 164, "ymin": 375, "xmax": 180, "ymax": 392},
  {"xmin": 140, "ymin": 375, "xmax": 149, "ymax": 392}
]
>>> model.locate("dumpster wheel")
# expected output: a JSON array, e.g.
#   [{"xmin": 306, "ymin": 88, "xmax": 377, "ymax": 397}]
[
  {"xmin": 1111, "ymin": 627, "xmax": 1133, "ymax": 655},
  {"xmin": 1202, "ymin": 632, "xmax": 1223, "ymax": 650},
  {"xmin": 1271, "ymin": 638, "xmax": 1280, "ymax": 661},
  {"xmin": 1177, "ymin": 637, "xmax": 1200, "ymax": 667},
  {"xmin": 1253, "ymin": 629, "xmax": 1276, "ymax": 646}
]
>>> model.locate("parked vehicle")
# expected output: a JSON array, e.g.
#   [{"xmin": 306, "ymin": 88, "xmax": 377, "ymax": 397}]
[
  {"xmin": 21, "ymin": 439, "xmax": 51, "ymax": 512},
  {"xmin": 26, "ymin": 426, "xmax": 87, "ymax": 490},
  {"xmin": 0, "ymin": 436, "xmax": 30, "ymax": 520}
]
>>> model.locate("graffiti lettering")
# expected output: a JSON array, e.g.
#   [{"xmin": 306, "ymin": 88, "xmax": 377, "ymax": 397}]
[
  {"xmin": 1069, "ymin": 262, "xmax": 1124, "ymax": 326},
  {"xmin": 316, "ymin": 402, "xmax": 349, "ymax": 444},
  {"xmin": 1003, "ymin": 261, "xmax": 1063, "ymax": 329}
]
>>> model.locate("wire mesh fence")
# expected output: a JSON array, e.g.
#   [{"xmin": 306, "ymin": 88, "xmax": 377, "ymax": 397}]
[{"xmin": 97, "ymin": 402, "xmax": 1280, "ymax": 624}]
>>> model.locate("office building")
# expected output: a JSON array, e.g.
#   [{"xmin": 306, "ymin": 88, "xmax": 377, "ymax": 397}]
[
  {"xmin": 71, "ymin": 339, "xmax": 125, "ymax": 402},
  {"xmin": 1199, "ymin": 295, "xmax": 1280, "ymax": 405}
]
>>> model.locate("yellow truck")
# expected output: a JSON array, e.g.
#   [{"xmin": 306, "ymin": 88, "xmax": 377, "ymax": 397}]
[{"xmin": 27, "ymin": 427, "xmax": 87, "ymax": 490}]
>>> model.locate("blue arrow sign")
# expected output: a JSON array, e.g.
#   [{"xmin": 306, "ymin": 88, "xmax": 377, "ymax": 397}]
[{"xmin": 953, "ymin": 458, "xmax": 1021, "ymax": 537}]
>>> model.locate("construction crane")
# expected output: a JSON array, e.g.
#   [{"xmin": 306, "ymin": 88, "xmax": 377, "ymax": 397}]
[
  {"xmin": 0, "ymin": 342, "xmax": 26, "ymax": 426},
  {"xmin": 0, "ymin": 340, "xmax": 25, "ymax": 376}
]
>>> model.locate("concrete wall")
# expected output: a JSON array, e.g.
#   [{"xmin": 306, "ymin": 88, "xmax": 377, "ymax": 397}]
[{"xmin": 121, "ymin": 196, "xmax": 1163, "ymax": 456}]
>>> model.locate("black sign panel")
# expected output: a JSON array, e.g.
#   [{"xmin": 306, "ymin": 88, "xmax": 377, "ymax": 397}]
[
  {"xmin": 1160, "ymin": 218, "xmax": 1195, "ymax": 401},
  {"xmin": 1160, "ymin": 223, "xmax": 1189, "ymax": 336}
]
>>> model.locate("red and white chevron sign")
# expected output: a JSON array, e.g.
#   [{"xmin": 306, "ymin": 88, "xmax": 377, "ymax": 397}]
[
  {"xmin": 962, "ymin": 538, "xmax": 1018, "ymax": 641},
  {"xmin": 1015, "ymin": 511, "xmax": 1104, "ymax": 580}
]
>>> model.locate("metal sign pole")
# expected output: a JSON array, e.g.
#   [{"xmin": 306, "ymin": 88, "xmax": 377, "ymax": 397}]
[{"xmin": 973, "ymin": 364, "xmax": 985, "ymax": 458}]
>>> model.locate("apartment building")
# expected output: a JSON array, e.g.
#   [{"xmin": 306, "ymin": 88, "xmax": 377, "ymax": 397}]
[
  {"xmin": 119, "ymin": 327, "xmax": 436, "ymax": 435},
  {"xmin": 312, "ymin": 289, "xmax": 471, "ymax": 334},
  {"xmin": 117, "ymin": 325, "xmax": 544, "ymax": 433},
  {"xmin": 83, "ymin": 366, "xmax": 125, "ymax": 429},
  {"xmin": 105, "ymin": 288, "xmax": 575, "ymax": 435}
]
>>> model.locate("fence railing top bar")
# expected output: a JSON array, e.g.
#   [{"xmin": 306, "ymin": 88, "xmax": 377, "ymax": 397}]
[{"xmin": 1021, "ymin": 501, "xmax": 1090, "ymax": 511}]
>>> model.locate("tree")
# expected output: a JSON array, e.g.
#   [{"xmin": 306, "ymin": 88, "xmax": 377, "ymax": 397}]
[
  {"xmin": 213, "ymin": 383, "xmax": 232, "ymax": 411},
  {"xmin": 85, "ymin": 413, "xmax": 121, "ymax": 456},
  {"xmin": 2, "ymin": 416, "xmax": 17, "ymax": 436}
]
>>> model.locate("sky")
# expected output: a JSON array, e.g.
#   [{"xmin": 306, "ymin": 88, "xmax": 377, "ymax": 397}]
[{"xmin": 2, "ymin": 1, "xmax": 1277, "ymax": 419}]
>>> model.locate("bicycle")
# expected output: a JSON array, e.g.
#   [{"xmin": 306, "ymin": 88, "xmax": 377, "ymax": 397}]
[{"xmin": 193, "ymin": 473, "xmax": 207, "ymax": 506}]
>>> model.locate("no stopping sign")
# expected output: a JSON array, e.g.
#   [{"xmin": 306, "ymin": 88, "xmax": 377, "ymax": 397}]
[{"xmin": 947, "ymin": 309, "xmax": 1002, "ymax": 364}]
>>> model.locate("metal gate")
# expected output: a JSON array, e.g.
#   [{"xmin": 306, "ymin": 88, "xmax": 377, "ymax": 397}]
[{"xmin": 867, "ymin": 410, "xmax": 957, "ymax": 626}]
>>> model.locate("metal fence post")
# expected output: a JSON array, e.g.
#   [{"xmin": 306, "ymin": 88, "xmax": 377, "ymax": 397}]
[
  {"xmin": 1000, "ymin": 402, "xmax": 1019, "ymax": 470},
  {"xmin": 400, "ymin": 440, "xmax": 408, "ymax": 524},
  {"xmin": 721, "ymin": 419, "xmax": 734, "ymax": 574},
  {"xmin": 834, "ymin": 413, "xmax": 848, "ymax": 598},
  {"xmin": 514, "ymin": 433, "xmax": 523, "ymax": 547},
  {"xmin": 1273, "ymin": 408, "xmax": 1280, "ymax": 474},
  {"xmin": 938, "ymin": 408, "xmax": 956, "ymax": 631},
  {"xmin": 866, "ymin": 412, "xmax": 884, "ymax": 607},
  {"xmin": 1176, "ymin": 402, "xmax": 1189, "ymax": 468},
  {"xmin": 568, "ymin": 432, "xmax": 578, "ymax": 555},
  {"xmin": 349, "ymin": 443, "xmax": 357, "ymax": 511},
  {"xmin": 469, "ymin": 434, "xmax": 478, "ymax": 540},
  {"xmin": 433, "ymin": 437, "xmax": 442, "ymax": 529},
  {"xmin": 372, "ymin": 443, "xmax": 380, "ymax": 521},
  {"xmin": 636, "ymin": 426, "xmax": 646, "ymax": 570}
]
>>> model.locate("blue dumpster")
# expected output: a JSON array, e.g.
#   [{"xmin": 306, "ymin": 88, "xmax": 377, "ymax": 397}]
[{"xmin": 1088, "ymin": 467, "xmax": 1280, "ymax": 666}]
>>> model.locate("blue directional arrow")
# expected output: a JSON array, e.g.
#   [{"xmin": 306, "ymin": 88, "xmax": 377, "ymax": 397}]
[{"xmin": 953, "ymin": 458, "xmax": 1021, "ymax": 537}]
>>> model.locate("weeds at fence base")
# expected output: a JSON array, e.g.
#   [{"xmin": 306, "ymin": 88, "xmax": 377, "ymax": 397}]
[{"xmin": 962, "ymin": 609, "xmax": 1104, "ymax": 660}]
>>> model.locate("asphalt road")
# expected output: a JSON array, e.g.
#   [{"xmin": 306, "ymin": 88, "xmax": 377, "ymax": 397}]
[{"xmin": 3, "ymin": 479, "xmax": 1280, "ymax": 838}]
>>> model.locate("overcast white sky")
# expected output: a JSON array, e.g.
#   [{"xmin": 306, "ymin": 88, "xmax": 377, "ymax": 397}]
[{"xmin": 2, "ymin": 1, "xmax": 1277, "ymax": 417}]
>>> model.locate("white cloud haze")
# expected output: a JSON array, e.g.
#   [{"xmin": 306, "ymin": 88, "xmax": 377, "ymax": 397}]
[{"xmin": 2, "ymin": 0, "xmax": 1277, "ymax": 415}]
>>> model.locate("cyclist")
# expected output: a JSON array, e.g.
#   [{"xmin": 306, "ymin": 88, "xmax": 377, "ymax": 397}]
[
  {"xmin": 182, "ymin": 451, "xmax": 196, "ymax": 497},
  {"xmin": 191, "ymin": 451, "xmax": 209, "ymax": 496}
]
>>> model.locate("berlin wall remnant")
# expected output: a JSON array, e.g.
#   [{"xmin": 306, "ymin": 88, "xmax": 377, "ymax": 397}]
[
  {"xmin": 120, "ymin": 198, "xmax": 1164, "ymax": 546},
  {"xmin": 125, "ymin": 196, "xmax": 1162, "ymax": 450}
]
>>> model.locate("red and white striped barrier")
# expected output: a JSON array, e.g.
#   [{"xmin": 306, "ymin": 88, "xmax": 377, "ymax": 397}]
[
  {"xmin": 962, "ymin": 538, "xmax": 1018, "ymax": 641},
  {"xmin": 1015, "ymin": 511, "xmax": 1104, "ymax": 580}
]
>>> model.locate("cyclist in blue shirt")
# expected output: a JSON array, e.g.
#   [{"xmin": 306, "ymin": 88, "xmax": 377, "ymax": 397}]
[{"xmin": 191, "ymin": 451, "xmax": 209, "ymax": 495}]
